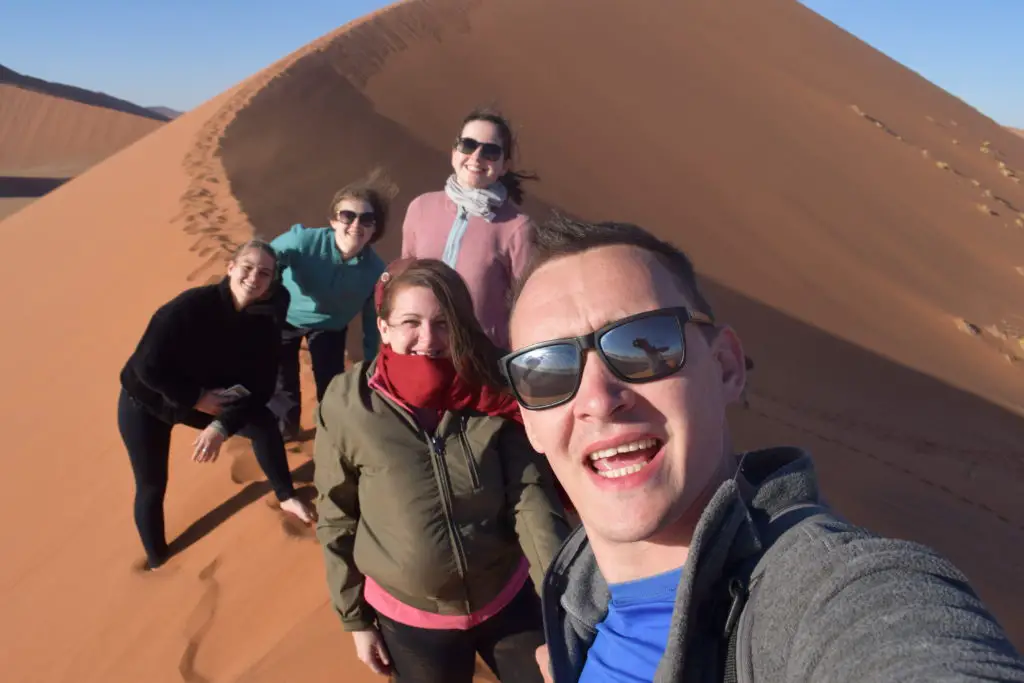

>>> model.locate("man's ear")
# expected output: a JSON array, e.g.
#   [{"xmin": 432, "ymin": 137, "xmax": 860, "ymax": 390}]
[{"xmin": 710, "ymin": 325, "xmax": 747, "ymax": 404}]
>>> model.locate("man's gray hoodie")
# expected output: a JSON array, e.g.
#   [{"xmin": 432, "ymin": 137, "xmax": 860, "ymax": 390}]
[{"xmin": 541, "ymin": 447, "xmax": 1024, "ymax": 682}]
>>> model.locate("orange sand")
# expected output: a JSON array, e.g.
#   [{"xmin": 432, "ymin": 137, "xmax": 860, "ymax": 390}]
[{"xmin": 0, "ymin": 0, "xmax": 1022, "ymax": 681}]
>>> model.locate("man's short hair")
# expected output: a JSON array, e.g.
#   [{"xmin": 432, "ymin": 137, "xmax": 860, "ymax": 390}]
[{"xmin": 511, "ymin": 213, "xmax": 716, "ymax": 319}]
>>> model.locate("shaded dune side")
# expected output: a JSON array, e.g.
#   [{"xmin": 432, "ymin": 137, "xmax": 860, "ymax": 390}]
[
  {"xmin": 0, "ymin": 63, "xmax": 170, "ymax": 122},
  {"xmin": 0, "ymin": 84, "xmax": 165, "ymax": 175},
  {"xmin": 220, "ymin": 0, "xmax": 1024, "ymax": 647}
]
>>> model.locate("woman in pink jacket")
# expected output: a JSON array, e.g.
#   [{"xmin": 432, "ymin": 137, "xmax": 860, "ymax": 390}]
[{"xmin": 400, "ymin": 109, "xmax": 536, "ymax": 351}]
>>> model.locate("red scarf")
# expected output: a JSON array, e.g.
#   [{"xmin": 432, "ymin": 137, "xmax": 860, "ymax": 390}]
[
  {"xmin": 374, "ymin": 345, "xmax": 523, "ymax": 424},
  {"xmin": 374, "ymin": 345, "xmax": 575, "ymax": 513}
]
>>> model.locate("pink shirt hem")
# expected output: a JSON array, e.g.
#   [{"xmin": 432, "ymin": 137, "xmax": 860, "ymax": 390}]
[{"xmin": 364, "ymin": 557, "xmax": 530, "ymax": 630}]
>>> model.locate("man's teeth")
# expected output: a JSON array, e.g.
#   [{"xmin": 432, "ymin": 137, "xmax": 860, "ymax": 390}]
[
  {"xmin": 595, "ymin": 462, "xmax": 649, "ymax": 479},
  {"xmin": 589, "ymin": 438, "xmax": 660, "ymax": 479},
  {"xmin": 588, "ymin": 438, "xmax": 659, "ymax": 461}
]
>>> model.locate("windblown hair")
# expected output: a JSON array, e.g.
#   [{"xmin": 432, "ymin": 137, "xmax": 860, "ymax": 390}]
[
  {"xmin": 511, "ymin": 213, "xmax": 716, "ymax": 319},
  {"xmin": 378, "ymin": 258, "xmax": 506, "ymax": 390},
  {"xmin": 458, "ymin": 108, "xmax": 539, "ymax": 205},
  {"xmin": 327, "ymin": 167, "xmax": 399, "ymax": 245}
]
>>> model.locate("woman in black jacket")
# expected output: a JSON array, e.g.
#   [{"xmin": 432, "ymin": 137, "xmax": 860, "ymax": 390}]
[{"xmin": 118, "ymin": 239, "xmax": 315, "ymax": 570}]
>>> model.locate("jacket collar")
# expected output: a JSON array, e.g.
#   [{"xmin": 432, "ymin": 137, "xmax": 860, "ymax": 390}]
[{"xmin": 362, "ymin": 357, "xmax": 461, "ymax": 440}]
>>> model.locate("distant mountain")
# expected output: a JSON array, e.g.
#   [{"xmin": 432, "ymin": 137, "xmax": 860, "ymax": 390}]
[
  {"xmin": 0, "ymin": 63, "xmax": 170, "ymax": 122},
  {"xmin": 148, "ymin": 106, "xmax": 183, "ymax": 119}
]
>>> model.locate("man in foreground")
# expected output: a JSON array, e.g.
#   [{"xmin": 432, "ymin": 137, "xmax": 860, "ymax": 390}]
[{"xmin": 502, "ymin": 215, "xmax": 1024, "ymax": 682}]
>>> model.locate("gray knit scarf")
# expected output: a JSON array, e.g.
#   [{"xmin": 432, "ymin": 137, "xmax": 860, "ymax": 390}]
[{"xmin": 444, "ymin": 174, "xmax": 508, "ymax": 222}]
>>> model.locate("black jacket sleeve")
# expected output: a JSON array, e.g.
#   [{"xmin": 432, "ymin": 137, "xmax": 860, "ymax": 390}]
[
  {"xmin": 215, "ymin": 289, "xmax": 288, "ymax": 436},
  {"xmin": 133, "ymin": 294, "xmax": 203, "ymax": 411}
]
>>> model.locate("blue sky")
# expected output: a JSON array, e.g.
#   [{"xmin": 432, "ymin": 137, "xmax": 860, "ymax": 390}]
[
  {"xmin": 800, "ymin": 0, "xmax": 1024, "ymax": 126},
  {"xmin": 2, "ymin": 1, "xmax": 1021, "ymax": 126},
  {"xmin": 0, "ymin": 0, "xmax": 387, "ymax": 110}
]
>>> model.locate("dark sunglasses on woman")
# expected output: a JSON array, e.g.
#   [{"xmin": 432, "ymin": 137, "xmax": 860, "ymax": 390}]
[
  {"xmin": 336, "ymin": 210, "xmax": 377, "ymax": 227},
  {"xmin": 499, "ymin": 306, "xmax": 716, "ymax": 410},
  {"xmin": 454, "ymin": 136, "xmax": 504, "ymax": 162}
]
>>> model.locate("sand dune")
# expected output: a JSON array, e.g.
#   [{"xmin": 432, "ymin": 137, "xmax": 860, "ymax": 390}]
[
  {"xmin": 0, "ymin": 74, "xmax": 166, "ymax": 220},
  {"xmin": 0, "ymin": 63, "xmax": 170, "ymax": 122},
  {"xmin": 1, "ymin": 0, "xmax": 1023, "ymax": 681},
  {"xmin": 149, "ymin": 106, "xmax": 184, "ymax": 120}
]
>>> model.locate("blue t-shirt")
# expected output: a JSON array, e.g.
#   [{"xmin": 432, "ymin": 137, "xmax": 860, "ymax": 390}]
[{"xmin": 578, "ymin": 565, "xmax": 683, "ymax": 683}]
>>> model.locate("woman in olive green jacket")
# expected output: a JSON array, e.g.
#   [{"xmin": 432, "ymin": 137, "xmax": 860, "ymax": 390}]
[{"xmin": 313, "ymin": 257, "xmax": 570, "ymax": 683}]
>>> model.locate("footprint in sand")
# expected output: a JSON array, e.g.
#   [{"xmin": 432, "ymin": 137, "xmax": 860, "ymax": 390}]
[
  {"xmin": 178, "ymin": 558, "xmax": 221, "ymax": 683},
  {"xmin": 954, "ymin": 316, "xmax": 1024, "ymax": 366},
  {"xmin": 227, "ymin": 437, "xmax": 313, "ymax": 485},
  {"xmin": 226, "ymin": 438, "xmax": 265, "ymax": 485},
  {"xmin": 850, "ymin": 104, "xmax": 903, "ymax": 140},
  {"xmin": 955, "ymin": 317, "xmax": 982, "ymax": 336}
]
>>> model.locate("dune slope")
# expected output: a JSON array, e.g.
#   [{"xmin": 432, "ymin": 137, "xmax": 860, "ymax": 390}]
[
  {"xmin": 0, "ymin": 63, "xmax": 170, "ymax": 122},
  {"xmin": 0, "ymin": 79, "xmax": 166, "ymax": 220},
  {"xmin": 1, "ymin": 1, "xmax": 1023, "ymax": 682}
]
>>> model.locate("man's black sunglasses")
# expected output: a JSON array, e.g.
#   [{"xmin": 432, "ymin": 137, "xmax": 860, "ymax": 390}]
[
  {"xmin": 454, "ymin": 136, "xmax": 504, "ymax": 162},
  {"xmin": 499, "ymin": 307, "xmax": 716, "ymax": 410}
]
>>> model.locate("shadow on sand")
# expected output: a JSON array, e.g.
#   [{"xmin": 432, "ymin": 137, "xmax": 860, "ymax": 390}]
[
  {"xmin": 0, "ymin": 176, "xmax": 71, "ymax": 199},
  {"xmin": 167, "ymin": 460, "xmax": 315, "ymax": 557}
]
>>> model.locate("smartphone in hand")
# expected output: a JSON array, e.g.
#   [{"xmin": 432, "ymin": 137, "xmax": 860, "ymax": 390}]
[{"xmin": 217, "ymin": 384, "xmax": 251, "ymax": 402}]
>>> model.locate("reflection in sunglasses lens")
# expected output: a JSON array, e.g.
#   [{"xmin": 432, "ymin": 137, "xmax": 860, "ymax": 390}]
[
  {"xmin": 510, "ymin": 344, "xmax": 579, "ymax": 407},
  {"xmin": 601, "ymin": 316, "xmax": 684, "ymax": 379}
]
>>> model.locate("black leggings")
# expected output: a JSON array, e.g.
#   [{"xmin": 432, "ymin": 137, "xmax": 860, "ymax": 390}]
[
  {"xmin": 376, "ymin": 583, "xmax": 546, "ymax": 683},
  {"xmin": 117, "ymin": 387, "xmax": 296, "ymax": 565},
  {"xmin": 275, "ymin": 324, "xmax": 348, "ymax": 428}
]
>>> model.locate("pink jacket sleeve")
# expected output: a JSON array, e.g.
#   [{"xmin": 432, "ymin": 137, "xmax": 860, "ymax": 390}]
[
  {"xmin": 400, "ymin": 196, "xmax": 418, "ymax": 258},
  {"xmin": 507, "ymin": 215, "xmax": 534, "ymax": 282}
]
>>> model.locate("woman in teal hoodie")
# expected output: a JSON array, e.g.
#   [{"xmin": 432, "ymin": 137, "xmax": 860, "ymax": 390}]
[{"xmin": 270, "ymin": 171, "xmax": 393, "ymax": 439}]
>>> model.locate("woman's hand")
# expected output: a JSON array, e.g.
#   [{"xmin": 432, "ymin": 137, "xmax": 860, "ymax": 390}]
[
  {"xmin": 192, "ymin": 425, "xmax": 227, "ymax": 463},
  {"xmin": 194, "ymin": 390, "xmax": 228, "ymax": 416},
  {"xmin": 351, "ymin": 628, "xmax": 392, "ymax": 676}
]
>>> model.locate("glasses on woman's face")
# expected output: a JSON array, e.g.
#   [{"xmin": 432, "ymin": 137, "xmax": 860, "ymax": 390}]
[
  {"xmin": 336, "ymin": 210, "xmax": 377, "ymax": 228},
  {"xmin": 454, "ymin": 136, "xmax": 504, "ymax": 162},
  {"xmin": 499, "ymin": 307, "xmax": 716, "ymax": 410}
]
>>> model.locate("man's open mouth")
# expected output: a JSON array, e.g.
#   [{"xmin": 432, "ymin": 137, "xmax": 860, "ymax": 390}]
[{"xmin": 587, "ymin": 438, "xmax": 662, "ymax": 479}]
